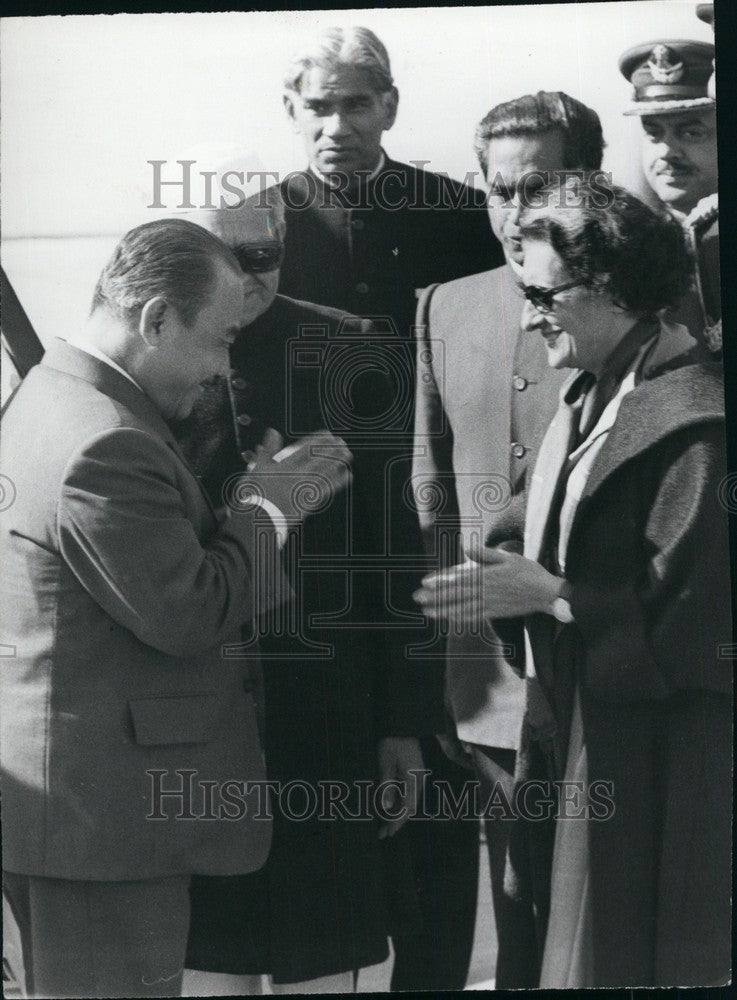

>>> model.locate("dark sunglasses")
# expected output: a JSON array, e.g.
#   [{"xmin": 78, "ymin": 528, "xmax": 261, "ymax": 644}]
[
  {"xmin": 519, "ymin": 280, "xmax": 584, "ymax": 314},
  {"xmin": 232, "ymin": 242, "xmax": 285, "ymax": 274}
]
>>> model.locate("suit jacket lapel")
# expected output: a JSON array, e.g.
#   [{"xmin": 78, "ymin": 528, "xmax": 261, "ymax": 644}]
[
  {"xmin": 42, "ymin": 338, "xmax": 168, "ymax": 433},
  {"xmin": 42, "ymin": 339, "xmax": 219, "ymax": 521}
]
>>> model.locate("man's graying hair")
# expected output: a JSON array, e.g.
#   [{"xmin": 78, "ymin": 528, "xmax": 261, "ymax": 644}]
[
  {"xmin": 91, "ymin": 218, "xmax": 239, "ymax": 326},
  {"xmin": 475, "ymin": 91, "xmax": 605, "ymax": 175},
  {"xmin": 284, "ymin": 26, "xmax": 395, "ymax": 95}
]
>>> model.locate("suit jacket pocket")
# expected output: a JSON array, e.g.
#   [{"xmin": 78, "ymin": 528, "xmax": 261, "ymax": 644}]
[{"xmin": 129, "ymin": 693, "xmax": 220, "ymax": 746}]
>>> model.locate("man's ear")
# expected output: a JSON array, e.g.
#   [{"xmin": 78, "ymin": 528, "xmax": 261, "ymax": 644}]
[
  {"xmin": 283, "ymin": 92, "xmax": 299, "ymax": 129},
  {"xmin": 139, "ymin": 297, "xmax": 168, "ymax": 347},
  {"xmin": 382, "ymin": 87, "xmax": 399, "ymax": 132}
]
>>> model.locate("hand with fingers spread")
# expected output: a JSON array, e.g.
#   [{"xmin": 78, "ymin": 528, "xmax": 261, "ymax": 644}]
[
  {"xmin": 230, "ymin": 427, "xmax": 352, "ymax": 526},
  {"xmin": 413, "ymin": 539, "xmax": 562, "ymax": 624}
]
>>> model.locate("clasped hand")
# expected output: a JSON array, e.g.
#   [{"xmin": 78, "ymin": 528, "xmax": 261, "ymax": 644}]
[
  {"xmin": 413, "ymin": 542, "xmax": 561, "ymax": 623},
  {"xmin": 232, "ymin": 428, "xmax": 352, "ymax": 525}
]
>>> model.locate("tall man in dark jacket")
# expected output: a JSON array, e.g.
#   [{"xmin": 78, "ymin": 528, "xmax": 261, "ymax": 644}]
[
  {"xmin": 278, "ymin": 27, "xmax": 502, "ymax": 343},
  {"xmin": 272, "ymin": 25, "xmax": 504, "ymax": 990}
]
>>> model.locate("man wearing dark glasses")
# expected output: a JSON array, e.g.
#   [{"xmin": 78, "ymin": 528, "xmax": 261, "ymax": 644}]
[
  {"xmin": 172, "ymin": 189, "xmax": 441, "ymax": 996},
  {"xmin": 412, "ymin": 91, "xmax": 605, "ymax": 989}
]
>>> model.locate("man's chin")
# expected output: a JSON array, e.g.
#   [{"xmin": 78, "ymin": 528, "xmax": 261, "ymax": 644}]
[
  {"xmin": 652, "ymin": 179, "xmax": 695, "ymax": 213},
  {"xmin": 315, "ymin": 155, "xmax": 362, "ymax": 178},
  {"xmin": 242, "ymin": 289, "xmax": 276, "ymax": 326}
]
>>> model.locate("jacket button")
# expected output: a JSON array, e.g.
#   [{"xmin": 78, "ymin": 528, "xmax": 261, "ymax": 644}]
[
  {"xmin": 231, "ymin": 376, "xmax": 248, "ymax": 391},
  {"xmin": 510, "ymin": 442, "xmax": 526, "ymax": 458},
  {"xmin": 237, "ymin": 414, "xmax": 252, "ymax": 426},
  {"xmin": 351, "ymin": 218, "xmax": 365, "ymax": 231},
  {"xmin": 355, "ymin": 281, "xmax": 370, "ymax": 294},
  {"xmin": 512, "ymin": 375, "xmax": 528, "ymax": 391}
]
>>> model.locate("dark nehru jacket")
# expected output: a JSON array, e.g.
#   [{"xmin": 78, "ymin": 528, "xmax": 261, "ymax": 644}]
[
  {"xmin": 273, "ymin": 155, "xmax": 503, "ymax": 991},
  {"xmin": 275, "ymin": 156, "xmax": 503, "ymax": 344},
  {"xmin": 176, "ymin": 295, "xmax": 444, "ymax": 983}
]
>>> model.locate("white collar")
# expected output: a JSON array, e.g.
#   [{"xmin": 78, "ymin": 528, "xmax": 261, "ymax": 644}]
[{"xmin": 65, "ymin": 338, "xmax": 144, "ymax": 393}]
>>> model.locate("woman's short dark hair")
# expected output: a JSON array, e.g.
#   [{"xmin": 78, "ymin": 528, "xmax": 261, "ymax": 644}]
[
  {"xmin": 91, "ymin": 217, "xmax": 238, "ymax": 326},
  {"xmin": 475, "ymin": 91, "xmax": 605, "ymax": 176},
  {"xmin": 518, "ymin": 179, "xmax": 692, "ymax": 314}
]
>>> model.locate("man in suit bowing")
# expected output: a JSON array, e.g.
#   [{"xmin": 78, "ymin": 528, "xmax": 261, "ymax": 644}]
[
  {"xmin": 0, "ymin": 218, "xmax": 350, "ymax": 998},
  {"xmin": 412, "ymin": 91, "xmax": 605, "ymax": 988}
]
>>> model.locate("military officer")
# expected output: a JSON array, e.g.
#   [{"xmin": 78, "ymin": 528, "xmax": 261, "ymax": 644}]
[{"xmin": 619, "ymin": 36, "xmax": 720, "ymax": 353}]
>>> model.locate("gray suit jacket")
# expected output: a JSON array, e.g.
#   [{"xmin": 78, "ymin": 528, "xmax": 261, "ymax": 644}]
[
  {"xmin": 1, "ymin": 339, "xmax": 283, "ymax": 880},
  {"xmin": 412, "ymin": 264, "xmax": 566, "ymax": 748}
]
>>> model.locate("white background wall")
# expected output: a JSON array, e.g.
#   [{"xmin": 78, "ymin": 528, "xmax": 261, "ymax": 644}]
[
  {"xmin": 1, "ymin": 1, "xmax": 714, "ymax": 237},
  {"xmin": 0, "ymin": 2, "xmax": 715, "ymax": 348}
]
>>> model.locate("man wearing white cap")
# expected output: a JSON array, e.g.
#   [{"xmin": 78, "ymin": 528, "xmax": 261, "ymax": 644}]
[
  {"xmin": 619, "ymin": 38, "xmax": 717, "ymax": 218},
  {"xmin": 688, "ymin": 4, "xmax": 721, "ymax": 352},
  {"xmin": 619, "ymin": 33, "xmax": 721, "ymax": 351}
]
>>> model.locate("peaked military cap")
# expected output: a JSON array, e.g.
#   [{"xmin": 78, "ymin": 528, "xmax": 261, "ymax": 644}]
[{"xmin": 619, "ymin": 39, "xmax": 715, "ymax": 115}]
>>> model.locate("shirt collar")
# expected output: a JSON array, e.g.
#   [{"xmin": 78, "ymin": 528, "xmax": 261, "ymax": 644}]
[{"xmin": 65, "ymin": 338, "xmax": 144, "ymax": 392}]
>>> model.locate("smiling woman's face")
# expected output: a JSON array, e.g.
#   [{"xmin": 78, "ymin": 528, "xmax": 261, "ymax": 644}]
[{"xmin": 519, "ymin": 239, "xmax": 624, "ymax": 374}]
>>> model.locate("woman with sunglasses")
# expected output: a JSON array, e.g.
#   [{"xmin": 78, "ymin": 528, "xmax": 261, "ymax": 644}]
[{"xmin": 415, "ymin": 180, "xmax": 731, "ymax": 987}]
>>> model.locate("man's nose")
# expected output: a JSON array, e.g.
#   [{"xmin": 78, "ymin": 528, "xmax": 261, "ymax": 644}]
[
  {"xmin": 656, "ymin": 138, "xmax": 685, "ymax": 162},
  {"xmin": 507, "ymin": 196, "xmax": 523, "ymax": 225},
  {"xmin": 323, "ymin": 112, "xmax": 350, "ymax": 137}
]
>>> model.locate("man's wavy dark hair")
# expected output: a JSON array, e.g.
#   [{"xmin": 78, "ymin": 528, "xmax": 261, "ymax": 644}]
[
  {"xmin": 475, "ymin": 91, "xmax": 605, "ymax": 175},
  {"xmin": 518, "ymin": 179, "xmax": 692, "ymax": 314}
]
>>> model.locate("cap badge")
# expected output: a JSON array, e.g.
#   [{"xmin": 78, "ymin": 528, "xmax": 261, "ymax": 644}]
[{"xmin": 647, "ymin": 44, "xmax": 684, "ymax": 84}]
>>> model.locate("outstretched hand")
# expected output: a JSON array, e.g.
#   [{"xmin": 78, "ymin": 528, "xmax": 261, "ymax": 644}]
[{"xmin": 413, "ymin": 541, "xmax": 560, "ymax": 623}]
